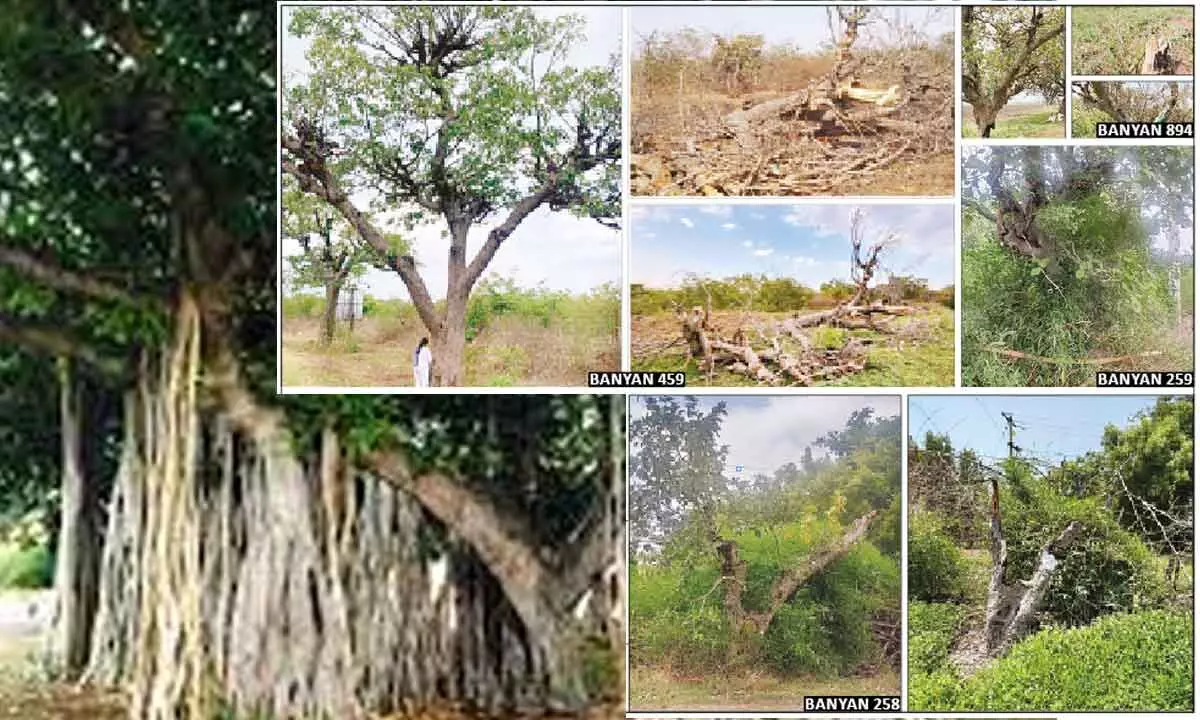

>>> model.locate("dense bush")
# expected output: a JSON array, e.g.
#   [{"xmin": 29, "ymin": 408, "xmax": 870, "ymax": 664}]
[
  {"xmin": 999, "ymin": 461, "xmax": 1165, "ymax": 627},
  {"xmin": 281, "ymin": 293, "xmax": 324, "ymax": 318},
  {"xmin": 0, "ymin": 541, "xmax": 53, "ymax": 589},
  {"xmin": 910, "ymin": 610, "xmax": 1193, "ymax": 711},
  {"xmin": 632, "ymin": 537, "xmax": 899, "ymax": 676},
  {"xmin": 908, "ymin": 510, "xmax": 969, "ymax": 602},
  {"xmin": 908, "ymin": 601, "xmax": 966, "ymax": 675},
  {"xmin": 962, "ymin": 196, "xmax": 1173, "ymax": 386}
]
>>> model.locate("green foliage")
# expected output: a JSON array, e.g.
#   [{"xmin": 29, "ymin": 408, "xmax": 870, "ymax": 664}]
[
  {"xmin": 999, "ymin": 459, "xmax": 1165, "ymax": 627},
  {"xmin": 580, "ymin": 634, "xmax": 622, "ymax": 701},
  {"xmin": 1072, "ymin": 7, "xmax": 1195, "ymax": 75},
  {"xmin": 287, "ymin": 7, "xmax": 619, "ymax": 225},
  {"xmin": 465, "ymin": 276, "xmax": 567, "ymax": 341},
  {"xmin": 908, "ymin": 601, "xmax": 966, "ymax": 675},
  {"xmin": 630, "ymin": 274, "xmax": 815, "ymax": 316},
  {"xmin": 630, "ymin": 405, "xmax": 901, "ymax": 678},
  {"xmin": 1048, "ymin": 396, "xmax": 1193, "ymax": 551},
  {"xmin": 282, "ymin": 294, "xmax": 324, "ymax": 319},
  {"xmin": 963, "ymin": 7, "xmax": 1065, "ymax": 109},
  {"xmin": 908, "ymin": 511, "xmax": 969, "ymax": 602},
  {"xmin": 0, "ymin": 541, "xmax": 52, "ymax": 589},
  {"xmin": 910, "ymin": 610, "xmax": 1193, "ymax": 711},
  {"xmin": 281, "ymin": 395, "xmax": 621, "ymax": 550},
  {"xmin": 763, "ymin": 543, "xmax": 899, "ymax": 676},
  {"xmin": 962, "ymin": 191, "xmax": 1174, "ymax": 385}
]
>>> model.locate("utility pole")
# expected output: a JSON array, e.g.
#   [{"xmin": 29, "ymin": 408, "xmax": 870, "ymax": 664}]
[{"xmin": 1000, "ymin": 412, "xmax": 1021, "ymax": 457}]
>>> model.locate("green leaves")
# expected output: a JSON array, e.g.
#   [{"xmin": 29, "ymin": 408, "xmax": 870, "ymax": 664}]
[{"xmin": 286, "ymin": 6, "xmax": 620, "ymax": 222}]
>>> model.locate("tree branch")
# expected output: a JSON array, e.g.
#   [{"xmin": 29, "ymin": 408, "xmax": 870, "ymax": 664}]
[
  {"xmin": 461, "ymin": 184, "xmax": 556, "ymax": 295},
  {"xmin": 368, "ymin": 450, "xmax": 561, "ymax": 626},
  {"xmin": 0, "ymin": 244, "xmax": 152, "ymax": 307},
  {"xmin": 0, "ymin": 313, "xmax": 127, "ymax": 378},
  {"xmin": 283, "ymin": 134, "xmax": 442, "ymax": 334}
]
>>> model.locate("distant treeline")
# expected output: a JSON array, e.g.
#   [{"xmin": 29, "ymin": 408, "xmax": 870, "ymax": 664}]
[{"xmin": 632, "ymin": 274, "xmax": 954, "ymax": 315}]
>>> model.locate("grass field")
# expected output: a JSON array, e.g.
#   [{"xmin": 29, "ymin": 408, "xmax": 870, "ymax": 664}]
[
  {"xmin": 630, "ymin": 665, "xmax": 899, "ymax": 711},
  {"xmin": 282, "ymin": 314, "xmax": 619, "ymax": 388},
  {"xmin": 1073, "ymin": 7, "xmax": 1194, "ymax": 75},
  {"xmin": 281, "ymin": 286, "xmax": 619, "ymax": 387},
  {"xmin": 962, "ymin": 103, "xmax": 1063, "ymax": 139},
  {"xmin": 632, "ymin": 304, "xmax": 954, "ymax": 387}
]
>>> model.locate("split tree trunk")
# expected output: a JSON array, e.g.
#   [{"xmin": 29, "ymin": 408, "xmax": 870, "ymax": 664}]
[
  {"xmin": 983, "ymin": 472, "xmax": 1084, "ymax": 656},
  {"xmin": 718, "ymin": 511, "xmax": 878, "ymax": 660}
]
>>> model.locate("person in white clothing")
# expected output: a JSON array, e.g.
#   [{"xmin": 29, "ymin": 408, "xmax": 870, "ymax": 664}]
[{"xmin": 413, "ymin": 337, "xmax": 433, "ymax": 387}]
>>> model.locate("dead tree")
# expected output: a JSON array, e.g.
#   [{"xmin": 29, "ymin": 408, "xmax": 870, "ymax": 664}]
[
  {"xmin": 670, "ymin": 209, "xmax": 916, "ymax": 386},
  {"xmin": 717, "ymin": 511, "xmax": 878, "ymax": 660},
  {"xmin": 983, "ymin": 471, "xmax": 1083, "ymax": 656}
]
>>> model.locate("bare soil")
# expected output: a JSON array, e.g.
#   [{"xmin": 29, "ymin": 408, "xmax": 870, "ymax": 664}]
[{"xmin": 631, "ymin": 49, "xmax": 954, "ymax": 196}]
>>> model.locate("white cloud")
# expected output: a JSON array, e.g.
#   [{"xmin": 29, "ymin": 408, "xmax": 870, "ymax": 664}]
[
  {"xmin": 753, "ymin": 248, "xmax": 774, "ymax": 257},
  {"xmin": 742, "ymin": 239, "xmax": 753, "ymax": 248},
  {"xmin": 722, "ymin": 222, "xmax": 738, "ymax": 230},
  {"xmin": 719, "ymin": 396, "xmax": 901, "ymax": 471},
  {"xmin": 680, "ymin": 217, "xmax": 695, "ymax": 228},
  {"xmin": 698, "ymin": 205, "xmax": 733, "ymax": 218}
]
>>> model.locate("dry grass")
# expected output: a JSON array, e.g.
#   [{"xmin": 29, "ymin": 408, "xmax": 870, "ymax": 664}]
[
  {"xmin": 630, "ymin": 664, "xmax": 899, "ymax": 711},
  {"xmin": 630, "ymin": 31, "xmax": 954, "ymax": 196},
  {"xmin": 281, "ymin": 316, "xmax": 618, "ymax": 388}
]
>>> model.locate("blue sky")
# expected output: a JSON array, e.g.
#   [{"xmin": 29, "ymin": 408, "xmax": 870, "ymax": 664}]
[
  {"xmin": 909, "ymin": 395, "xmax": 1164, "ymax": 464},
  {"xmin": 630, "ymin": 204, "xmax": 955, "ymax": 289},
  {"xmin": 280, "ymin": 7, "xmax": 622, "ymax": 299},
  {"xmin": 631, "ymin": 6, "xmax": 953, "ymax": 52},
  {"xmin": 631, "ymin": 395, "xmax": 901, "ymax": 479}
]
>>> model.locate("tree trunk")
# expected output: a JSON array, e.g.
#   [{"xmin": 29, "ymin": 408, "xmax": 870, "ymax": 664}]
[
  {"xmin": 719, "ymin": 511, "xmax": 877, "ymax": 661},
  {"xmin": 322, "ymin": 282, "xmax": 340, "ymax": 345},
  {"xmin": 435, "ymin": 291, "xmax": 468, "ymax": 387},
  {"xmin": 974, "ymin": 104, "xmax": 998, "ymax": 138},
  {"xmin": 983, "ymin": 473, "xmax": 1083, "ymax": 656},
  {"xmin": 51, "ymin": 358, "xmax": 103, "ymax": 678}
]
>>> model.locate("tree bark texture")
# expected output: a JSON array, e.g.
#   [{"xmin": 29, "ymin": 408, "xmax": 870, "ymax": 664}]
[{"xmin": 80, "ymin": 321, "xmax": 614, "ymax": 716}]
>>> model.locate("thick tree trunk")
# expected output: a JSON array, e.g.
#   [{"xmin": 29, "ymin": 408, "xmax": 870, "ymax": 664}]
[
  {"xmin": 51, "ymin": 359, "xmax": 103, "ymax": 678},
  {"xmin": 322, "ymin": 282, "xmax": 340, "ymax": 345},
  {"xmin": 435, "ymin": 291, "xmax": 468, "ymax": 387}
]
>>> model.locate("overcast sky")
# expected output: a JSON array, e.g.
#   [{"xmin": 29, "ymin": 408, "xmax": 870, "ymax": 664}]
[
  {"xmin": 631, "ymin": 5, "xmax": 953, "ymax": 52},
  {"xmin": 631, "ymin": 395, "xmax": 901, "ymax": 479},
  {"xmin": 280, "ymin": 6, "xmax": 622, "ymax": 300},
  {"xmin": 631, "ymin": 203, "xmax": 955, "ymax": 289}
]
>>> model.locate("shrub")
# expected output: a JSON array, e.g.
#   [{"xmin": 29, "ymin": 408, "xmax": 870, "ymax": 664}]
[
  {"xmin": 282, "ymin": 294, "xmax": 323, "ymax": 318},
  {"xmin": 908, "ymin": 510, "xmax": 968, "ymax": 602},
  {"xmin": 0, "ymin": 542, "xmax": 53, "ymax": 589},
  {"xmin": 912, "ymin": 610, "xmax": 1192, "ymax": 711},
  {"xmin": 908, "ymin": 601, "xmax": 966, "ymax": 674},
  {"xmin": 999, "ymin": 461, "xmax": 1165, "ymax": 627},
  {"xmin": 962, "ymin": 196, "xmax": 1173, "ymax": 386}
]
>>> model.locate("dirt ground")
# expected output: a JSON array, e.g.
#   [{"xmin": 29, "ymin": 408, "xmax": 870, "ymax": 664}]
[
  {"xmin": 630, "ymin": 665, "xmax": 899, "ymax": 711},
  {"xmin": 631, "ymin": 45, "xmax": 955, "ymax": 197},
  {"xmin": 281, "ymin": 316, "xmax": 619, "ymax": 388}
]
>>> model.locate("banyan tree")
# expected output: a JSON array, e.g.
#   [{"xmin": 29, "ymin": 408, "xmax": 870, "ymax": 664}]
[{"xmin": 0, "ymin": 3, "xmax": 625, "ymax": 718}]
